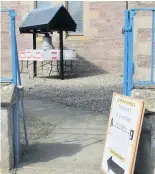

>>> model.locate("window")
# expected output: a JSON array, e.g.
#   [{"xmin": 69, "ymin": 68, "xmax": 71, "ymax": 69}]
[
  {"xmin": 66, "ymin": 1, "xmax": 84, "ymax": 35},
  {"xmin": 36, "ymin": 1, "xmax": 52, "ymax": 9}
]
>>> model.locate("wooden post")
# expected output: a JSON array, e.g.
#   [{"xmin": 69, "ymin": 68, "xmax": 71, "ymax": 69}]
[{"xmin": 59, "ymin": 31, "xmax": 64, "ymax": 80}]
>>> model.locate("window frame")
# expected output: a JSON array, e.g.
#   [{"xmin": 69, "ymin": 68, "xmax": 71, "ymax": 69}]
[
  {"xmin": 35, "ymin": 1, "xmax": 52, "ymax": 9},
  {"xmin": 65, "ymin": 1, "xmax": 84, "ymax": 37}
]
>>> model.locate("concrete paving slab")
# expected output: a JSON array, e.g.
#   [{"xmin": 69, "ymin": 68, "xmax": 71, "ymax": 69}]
[
  {"xmin": 17, "ymin": 98, "xmax": 108, "ymax": 174},
  {"xmin": 16, "ymin": 168, "xmax": 105, "ymax": 174}
]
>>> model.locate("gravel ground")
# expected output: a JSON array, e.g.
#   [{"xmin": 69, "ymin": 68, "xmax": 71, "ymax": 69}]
[
  {"xmin": 19, "ymin": 72, "xmax": 123, "ymax": 154},
  {"xmin": 22, "ymin": 72, "xmax": 123, "ymax": 116}
]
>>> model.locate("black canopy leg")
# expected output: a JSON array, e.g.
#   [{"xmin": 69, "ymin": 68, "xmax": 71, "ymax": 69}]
[
  {"xmin": 59, "ymin": 31, "xmax": 64, "ymax": 80},
  {"xmin": 33, "ymin": 32, "xmax": 37, "ymax": 77}
]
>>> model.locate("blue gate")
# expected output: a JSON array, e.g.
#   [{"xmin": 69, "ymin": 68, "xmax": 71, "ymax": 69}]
[
  {"xmin": 0, "ymin": 8, "xmax": 28, "ymax": 168},
  {"xmin": 123, "ymin": 8, "xmax": 155, "ymax": 96}
]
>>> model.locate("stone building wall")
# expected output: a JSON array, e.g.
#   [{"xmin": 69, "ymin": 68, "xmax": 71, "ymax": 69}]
[{"xmin": 0, "ymin": 1, "xmax": 155, "ymax": 77}]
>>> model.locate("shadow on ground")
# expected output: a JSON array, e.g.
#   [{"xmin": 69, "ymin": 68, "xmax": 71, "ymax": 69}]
[
  {"xmin": 21, "ymin": 143, "xmax": 82, "ymax": 165},
  {"xmin": 36, "ymin": 53, "xmax": 108, "ymax": 80},
  {"xmin": 71, "ymin": 54, "xmax": 108, "ymax": 78},
  {"xmin": 20, "ymin": 114, "xmax": 56, "ymax": 145},
  {"xmin": 21, "ymin": 136, "xmax": 103, "ymax": 166}
]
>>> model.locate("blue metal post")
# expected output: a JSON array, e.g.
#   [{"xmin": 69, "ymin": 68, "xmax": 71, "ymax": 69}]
[
  {"xmin": 127, "ymin": 11, "xmax": 135, "ymax": 96},
  {"xmin": 15, "ymin": 35, "xmax": 28, "ymax": 147},
  {"xmin": 9, "ymin": 10, "xmax": 17, "ymax": 85},
  {"xmin": 14, "ymin": 32, "xmax": 21, "ymax": 85},
  {"xmin": 123, "ymin": 10, "xmax": 129, "ymax": 95},
  {"xmin": 1, "ymin": 8, "xmax": 28, "ymax": 169},
  {"xmin": 151, "ymin": 10, "xmax": 155, "ymax": 82},
  {"xmin": 9, "ymin": 10, "xmax": 20, "ymax": 168},
  {"xmin": 127, "ymin": 11, "xmax": 132, "ymax": 96},
  {"xmin": 10, "ymin": 11, "xmax": 17, "ymax": 84}
]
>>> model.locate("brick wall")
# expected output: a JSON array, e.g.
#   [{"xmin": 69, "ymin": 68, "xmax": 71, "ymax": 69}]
[
  {"xmin": 1, "ymin": 1, "xmax": 154, "ymax": 77},
  {"xmin": 128, "ymin": 1, "xmax": 155, "ymax": 81},
  {"xmin": 51, "ymin": 1, "xmax": 125, "ymax": 74},
  {"xmin": 131, "ymin": 1, "xmax": 155, "ymax": 68},
  {"xmin": 0, "ymin": 1, "xmax": 34, "ymax": 78}
]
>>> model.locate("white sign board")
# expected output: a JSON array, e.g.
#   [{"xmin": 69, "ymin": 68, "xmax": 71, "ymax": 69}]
[{"xmin": 101, "ymin": 93, "xmax": 145, "ymax": 174}]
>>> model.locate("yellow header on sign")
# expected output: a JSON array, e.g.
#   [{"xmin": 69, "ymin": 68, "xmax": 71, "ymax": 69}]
[
  {"xmin": 109, "ymin": 148, "xmax": 126, "ymax": 162},
  {"xmin": 117, "ymin": 98, "xmax": 135, "ymax": 107}
]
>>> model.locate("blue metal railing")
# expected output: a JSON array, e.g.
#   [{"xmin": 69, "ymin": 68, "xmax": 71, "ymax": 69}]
[
  {"xmin": 151, "ymin": 10, "xmax": 155, "ymax": 82},
  {"xmin": 123, "ymin": 8, "xmax": 155, "ymax": 96},
  {"xmin": 0, "ymin": 9, "xmax": 28, "ymax": 169}
]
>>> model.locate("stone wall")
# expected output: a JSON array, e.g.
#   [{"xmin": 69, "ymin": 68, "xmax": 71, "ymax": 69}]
[
  {"xmin": 0, "ymin": 1, "xmax": 125, "ymax": 77},
  {"xmin": 0, "ymin": 84, "xmax": 15, "ymax": 171},
  {"xmin": 0, "ymin": 1, "xmax": 34, "ymax": 78},
  {"xmin": 0, "ymin": 1, "xmax": 155, "ymax": 77},
  {"xmin": 132, "ymin": 89, "xmax": 155, "ymax": 174},
  {"xmin": 0, "ymin": 107, "xmax": 14, "ymax": 171},
  {"xmin": 0, "ymin": 84, "xmax": 24, "ymax": 171},
  {"xmin": 129, "ymin": 1, "xmax": 155, "ymax": 81}
]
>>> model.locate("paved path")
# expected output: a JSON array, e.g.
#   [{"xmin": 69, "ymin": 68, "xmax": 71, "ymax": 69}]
[{"xmin": 16, "ymin": 97, "xmax": 108, "ymax": 174}]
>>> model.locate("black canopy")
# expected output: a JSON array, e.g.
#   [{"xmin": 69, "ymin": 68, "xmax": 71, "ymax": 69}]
[{"xmin": 19, "ymin": 5, "xmax": 77, "ymax": 33}]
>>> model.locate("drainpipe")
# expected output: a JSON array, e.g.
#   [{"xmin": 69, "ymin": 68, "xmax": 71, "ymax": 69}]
[
  {"xmin": 122, "ymin": 1, "xmax": 129, "ymax": 34},
  {"xmin": 126, "ymin": 1, "xmax": 128, "ymax": 10}
]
